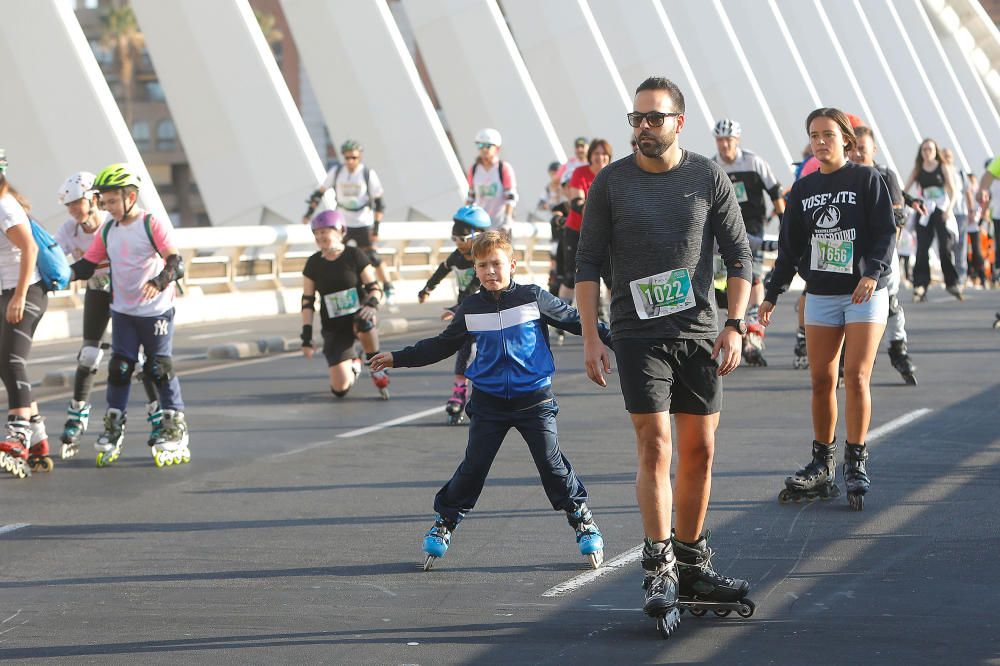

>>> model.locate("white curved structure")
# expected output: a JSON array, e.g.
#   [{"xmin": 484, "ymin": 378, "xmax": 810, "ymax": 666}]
[
  {"xmin": 131, "ymin": 0, "xmax": 330, "ymax": 226},
  {"xmin": 660, "ymin": 0, "xmax": 794, "ymax": 180},
  {"xmin": 502, "ymin": 0, "xmax": 631, "ymax": 158},
  {"xmin": 281, "ymin": 0, "xmax": 466, "ymax": 221},
  {"xmin": 0, "ymin": 0, "xmax": 167, "ymax": 229},
  {"xmin": 401, "ymin": 0, "xmax": 564, "ymax": 204}
]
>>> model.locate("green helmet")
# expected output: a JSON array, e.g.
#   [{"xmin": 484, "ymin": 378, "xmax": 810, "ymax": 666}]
[
  {"xmin": 93, "ymin": 163, "xmax": 141, "ymax": 191},
  {"xmin": 340, "ymin": 139, "xmax": 361, "ymax": 154}
]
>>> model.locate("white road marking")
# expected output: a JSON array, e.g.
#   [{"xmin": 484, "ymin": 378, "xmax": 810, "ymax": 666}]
[
  {"xmin": 189, "ymin": 328, "xmax": 251, "ymax": 340},
  {"xmin": 866, "ymin": 408, "xmax": 931, "ymax": 441},
  {"xmin": 0, "ymin": 524, "xmax": 30, "ymax": 536},
  {"xmin": 541, "ymin": 545, "xmax": 643, "ymax": 598},
  {"xmin": 336, "ymin": 406, "xmax": 444, "ymax": 439},
  {"xmin": 541, "ymin": 409, "xmax": 933, "ymax": 599},
  {"xmin": 29, "ymin": 353, "xmax": 74, "ymax": 364}
]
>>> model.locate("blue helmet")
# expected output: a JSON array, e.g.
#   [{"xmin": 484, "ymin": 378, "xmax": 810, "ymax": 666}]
[{"xmin": 452, "ymin": 204, "xmax": 491, "ymax": 230}]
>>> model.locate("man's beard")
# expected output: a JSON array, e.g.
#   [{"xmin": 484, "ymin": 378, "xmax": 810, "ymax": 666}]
[{"xmin": 637, "ymin": 130, "xmax": 676, "ymax": 158}]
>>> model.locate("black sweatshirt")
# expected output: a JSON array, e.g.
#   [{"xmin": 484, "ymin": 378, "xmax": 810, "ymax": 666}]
[{"xmin": 765, "ymin": 161, "xmax": 896, "ymax": 301}]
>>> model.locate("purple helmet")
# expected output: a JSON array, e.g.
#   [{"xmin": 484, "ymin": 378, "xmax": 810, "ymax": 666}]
[{"xmin": 310, "ymin": 209, "xmax": 346, "ymax": 233}]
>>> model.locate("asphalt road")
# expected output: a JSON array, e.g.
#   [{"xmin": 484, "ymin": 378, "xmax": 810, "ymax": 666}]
[{"xmin": 1, "ymin": 286, "xmax": 998, "ymax": 665}]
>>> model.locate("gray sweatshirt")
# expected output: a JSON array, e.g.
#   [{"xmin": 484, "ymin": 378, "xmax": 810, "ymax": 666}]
[{"xmin": 576, "ymin": 151, "xmax": 753, "ymax": 341}]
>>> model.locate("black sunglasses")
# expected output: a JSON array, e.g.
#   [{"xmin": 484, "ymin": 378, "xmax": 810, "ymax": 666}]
[{"xmin": 627, "ymin": 111, "xmax": 681, "ymax": 128}]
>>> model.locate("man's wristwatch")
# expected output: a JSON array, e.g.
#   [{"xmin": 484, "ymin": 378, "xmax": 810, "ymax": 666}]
[{"xmin": 724, "ymin": 318, "xmax": 748, "ymax": 335}]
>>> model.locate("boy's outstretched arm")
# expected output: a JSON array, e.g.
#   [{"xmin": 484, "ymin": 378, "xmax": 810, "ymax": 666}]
[
  {"xmin": 534, "ymin": 286, "xmax": 612, "ymax": 346},
  {"xmin": 372, "ymin": 304, "xmax": 471, "ymax": 370}
]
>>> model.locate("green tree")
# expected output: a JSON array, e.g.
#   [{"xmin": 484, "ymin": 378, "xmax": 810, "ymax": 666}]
[
  {"xmin": 255, "ymin": 9, "xmax": 284, "ymax": 50},
  {"xmin": 100, "ymin": 1, "xmax": 145, "ymax": 127}
]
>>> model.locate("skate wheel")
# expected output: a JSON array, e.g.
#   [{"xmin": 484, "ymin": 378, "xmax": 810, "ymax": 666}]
[
  {"xmin": 689, "ymin": 607, "xmax": 707, "ymax": 618},
  {"xmin": 422, "ymin": 555, "xmax": 436, "ymax": 572},
  {"xmin": 95, "ymin": 452, "xmax": 105, "ymax": 467},
  {"xmin": 737, "ymin": 599, "xmax": 756, "ymax": 618},
  {"xmin": 154, "ymin": 452, "xmax": 167, "ymax": 468},
  {"xmin": 588, "ymin": 552, "xmax": 603, "ymax": 569},
  {"xmin": 713, "ymin": 609, "xmax": 731, "ymax": 618},
  {"xmin": 379, "ymin": 389, "xmax": 390, "ymax": 401},
  {"xmin": 904, "ymin": 373, "xmax": 917, "ymax": 386},
  {"xmin": 848, "ymin": 493, "xmax": 864, "ymax": 511},
  {"xmin": 778, "ymin": 489, "xmax": 791, "ymax": 504},
  {"xmin": 656, "ymin": 608, "xmax": 681, "ymax": 639}
]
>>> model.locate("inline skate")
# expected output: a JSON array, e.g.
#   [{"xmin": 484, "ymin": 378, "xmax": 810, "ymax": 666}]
[
  {"xmin": 60, "ymin": 400, "xmax": 90, "ymax": 459},
  {"xmin": 779, "ymin": 440, "xmax": 840, "ymax": 503},
  {"xmin": 151, "ymin": 410, "xmax": 191, "ymax": 468},
  {"xmin": 887, "ymin": 340, "xmax": 917, "ymax": 386},
  {"xmin": 843, "ymin": 442, "xmax": 870, "ymax": 511},
  {"xmin": 641, "ymin": 539, "xmax": 682, "ymax": 640},
  {"xmin": 792, "ymin": 326, "xmax": 808, "ymax": 369},
  {"xmin": 673, "ymin": 534, "xmax": 754, "ymax": 619},
  {"xmin": 422, "ymin": 515, "xmax": 458, "ymax": 571},
  {"xmin": 95, "ymin": 408, "xmax": 126, "ymax": 467},
  {"xmin": 566, "ymin": 502, "xmax": 604, "ymax": 569},
  {"xmin": 742, "ymin": 321, "xmax": 767, "ymax": 367},
  {"xmin": 369, "ymin": 366, "xmax": 390, "ymax": 400},
  {"xmin": 0, "ymin": 417, "xmax": 32, "ymax": 479},
  {"xmin": 27, "ymin": 414, "xmax": 53, "ymax": 472},
  {"xmin": 445, "ymin": 381, "xmax": 468, "ymax": 425}
]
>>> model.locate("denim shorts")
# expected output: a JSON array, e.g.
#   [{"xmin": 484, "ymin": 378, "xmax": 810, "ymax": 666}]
[{"xmin": 804, "ymin": 289, "xmax": 889, "ymax": 327}]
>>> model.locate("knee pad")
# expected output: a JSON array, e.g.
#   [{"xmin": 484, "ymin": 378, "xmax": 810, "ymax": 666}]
[
  {"xmin": 144, "ymin": 355, "xmax": 174, "ymax": 387},
  {"xmin": 77, "ymin": 344, "xmax": 104, "ymax": 373},
  {"xmin": 366, "ymin": 248, "xmax": 382, "ymax": 267},
  {"xmin": 107, "ymin": 354, "xmax": 135, "ymax": 386},
  {"xmin": 353, "ymin": 312, "xmax": 375, "ymax": 333},
  {"xmin": 888, "ymin": 294, "xmax": 901, "ymax": 318}
]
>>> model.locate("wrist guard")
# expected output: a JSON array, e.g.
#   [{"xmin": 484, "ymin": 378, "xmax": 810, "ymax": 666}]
[
  {"xmin": 151, "ymin": 254, "xmax": 184, "ymax": 291},
  {"xmin": 300, "ymin": 324, "xmax": 313, "ymax": 347}
]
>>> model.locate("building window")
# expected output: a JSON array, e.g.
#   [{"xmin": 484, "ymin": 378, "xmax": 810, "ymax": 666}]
[
  {"xmin": 133, "ymin": 121, "xmax": 150, "ymax": 151},
  {"xmin": 145, "ymin": 81, "xmax": 165, "ymax": 102},
  {"xmin": 156, "ymin": 120, "xmax": 177, "ymax": 152}
]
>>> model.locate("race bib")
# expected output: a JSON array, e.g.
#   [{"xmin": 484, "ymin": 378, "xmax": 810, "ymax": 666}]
[
  {"xmin": 811, "ymin": 238, "xmax": 854, "ymax": 274},
  {"xmin": 323, "ymin": 287, "xmax": 361, "ymax": 318},
  {"xmin": 453, "ymin": 266, "xmax": 476, "ymax": 291},
  {"xmin": 732, "ymin": 181, "xmax": 748, "ymax": 203},
  {"xmin": 476, "ymin": 182, "xmax": 499, "ymax": 199},
  {"xmin": 629, "ymin": 268, "xmax": 696, "ymax": 320}
]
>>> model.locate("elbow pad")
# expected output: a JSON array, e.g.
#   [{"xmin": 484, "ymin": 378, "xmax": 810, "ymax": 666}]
[
  {"xmin": 363, "ymin": 281, "xmax": 382, "ymax": 307},
  {"xmin": 151, "ymin": 254, "xmax": 184, "ymax": 291},
  {"xmin": 372, "ymin": 197, "xmax": 385, "ymax": 214},
  {"xmin": 71, "ymin": 258, "xmax": 97, "ymax": 282},
  {"xmin": 570, "ymin": 197, "xmax": 585, "ymax": 214},
  {"xmin": 301, "ymin": 294, "xmax": 316, "ymax": 311}
]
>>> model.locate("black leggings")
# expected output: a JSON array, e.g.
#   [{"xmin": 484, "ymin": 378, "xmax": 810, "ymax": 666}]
[
  {"xmin": 913, "ymin": 209, "xmax": 959, "ymax": 289},
  {"xmin": 0, "ymin": 283, "xmax": 48, "ymax": 409}
]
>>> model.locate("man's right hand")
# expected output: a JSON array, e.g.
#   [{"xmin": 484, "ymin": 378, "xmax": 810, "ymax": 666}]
[{"xmin": 583, "ymin": 336, "xmax": 611, "ymax": 387}]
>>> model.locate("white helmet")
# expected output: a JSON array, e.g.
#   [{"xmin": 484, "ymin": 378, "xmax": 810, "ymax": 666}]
[
  {"xmin": 57, "ymin": 171, "xmax": 97, "ymax": 205},
  {"xmin": 713, "ymin": 119, "xmax": 741, "ymax": 139},
  {"xmin": 475, "ymin": 128, "xmax": 503, "ymax": 147}
]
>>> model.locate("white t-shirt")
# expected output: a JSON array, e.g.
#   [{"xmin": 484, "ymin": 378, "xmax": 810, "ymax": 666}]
[
  {"xmin": 466, "ymin": 159, "xmax": 518, "ymax": 227},
  {"xmin": 560, "ymin": 157, "xmax": 587, "ymax": 186},
  {"xmin": 56, "ymin": 212, "xmax": 113, "ymax": 291},
  {"xmin": 320, "ymin": 163, "xmax": 384, "ymax": 228},
  {"xmin": 0, "ymin": 193, "xmax": 40, "ymax": 291},
  {"xmin": 83, "ymin": 211, "xmax": 176, "ymax": 317}
]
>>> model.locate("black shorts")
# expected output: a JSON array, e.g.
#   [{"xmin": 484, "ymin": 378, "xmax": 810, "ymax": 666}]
[
  {"xmin": 613, "ymin": 338, "xmax": 721, "ymax": 415},
  {"xmin": 321, "ymin": 318, "xmax": 358, "ymax": 366},
  {"xmin": 345, "ymin": 226, "xmax": 382, "ymax": 267}
]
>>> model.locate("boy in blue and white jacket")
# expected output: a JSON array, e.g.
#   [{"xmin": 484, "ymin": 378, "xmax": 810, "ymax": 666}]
[{"xmin": 370, "ymin": 231, "xmax": 612, "ymax": 569}]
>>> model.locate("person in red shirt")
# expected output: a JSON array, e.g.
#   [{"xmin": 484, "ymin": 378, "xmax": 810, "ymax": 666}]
[{"xmin": 561, "ymin": 139, "xmax": 612, "ymax": 304}]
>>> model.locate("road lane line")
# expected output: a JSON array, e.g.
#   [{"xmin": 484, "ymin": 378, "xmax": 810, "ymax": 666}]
[
  {"xmin": 29, "ymin": 353, "xmax": 74, "ymax": 364},
  {"xmin": 0, "ymin": 524, "xmax": 30, "ymax": 536},
  {"xmin": 541, "ymin": 545, "xmax": 643, "ymax": 598},
  {"xmin": 336, "ymin": 406, "xmax": 444, "ymax": 439},
  {"xmin": 541, "ymin": 409, "xmax": 932, "ymax": 599},
  {"xmin": 866, "ymin": 408, "xmax": 931, "ymax": 441}
]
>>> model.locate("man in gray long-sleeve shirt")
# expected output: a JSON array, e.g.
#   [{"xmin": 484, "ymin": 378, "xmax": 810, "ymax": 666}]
[{"xmin": 575, "ymin": 76, "xmax": 754, "ymax": 629}]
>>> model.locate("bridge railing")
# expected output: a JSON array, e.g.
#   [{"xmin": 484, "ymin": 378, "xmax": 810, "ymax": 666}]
[{"xmin": 50, "ymin": 221, "xmax": 553, "ymax": 305}]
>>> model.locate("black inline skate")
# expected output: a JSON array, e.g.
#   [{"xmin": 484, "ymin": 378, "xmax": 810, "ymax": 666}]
[
  {"xmin": 992, "ymin": 312, "xmax": 1000, "ymax": 330},
  {"xmin": 641, "ymin": 539, "xmax": 682, "ymax": 639},
  {"xmin": 792, "ymin": 326, "xmax": 808, "ymax": 369},
  {"xmin": 672, "ymin": 534, "xmax": 755, "ymax": 619},
  {"xmin": 779, "ymin": 440, "xmax": 841, "ymax": 503},
  {"xmin": 843, "ymin": 442, "xmax": 870, "ymax": 511},
  {"xmin": 887, "ymin": 339, "xmax": 917, "ymax": 386}
]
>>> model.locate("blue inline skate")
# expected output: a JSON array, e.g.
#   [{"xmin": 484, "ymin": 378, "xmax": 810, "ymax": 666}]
[
  {"xmin": 422, "ymin": 515, "xmax": 457, "ymax": 571},
  {"xmin": 566, "ymin": 502, "xmax": 604, "ymax": 568}
]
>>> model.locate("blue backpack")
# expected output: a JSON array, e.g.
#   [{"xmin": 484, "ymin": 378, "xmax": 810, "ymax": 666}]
[{"xmin": 29, "ymin": 219, "xmax": 71, "ymax": 291}]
